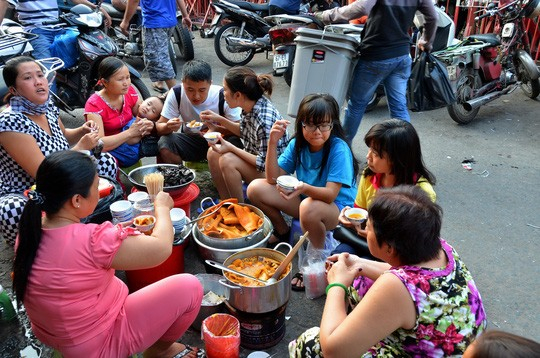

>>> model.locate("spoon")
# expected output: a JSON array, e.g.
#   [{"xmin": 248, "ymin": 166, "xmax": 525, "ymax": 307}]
[
  {"xmin": 266, "ymin": 231, "xmax": 309, "ymax": 284},
  {"xmin": 184, "ymin": 201, "xmax": 235, "ymax": 229},
  {"xmin": 205, "ymin": 260, "xmax": 270, "ymax": 285}
]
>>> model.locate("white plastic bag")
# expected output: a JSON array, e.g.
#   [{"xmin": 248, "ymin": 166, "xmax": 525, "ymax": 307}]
[{"xmin": 300, "ymin": 241, "xmax": 329, "ymax": 299}]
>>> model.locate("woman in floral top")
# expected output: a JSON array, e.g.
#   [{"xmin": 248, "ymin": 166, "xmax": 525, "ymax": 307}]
[{"xmin": 289, "ymin": 186, "xmax": 487, "ymax": 357}]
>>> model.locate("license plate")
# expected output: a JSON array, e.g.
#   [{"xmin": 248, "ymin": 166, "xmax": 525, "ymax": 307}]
[
  {"xmin": 446, "ymin": 65, "xmax": 457, "ymax": 81},
  {"xmin": 273, "ymin": 53, "xmax": 289, "ymax": 70}
]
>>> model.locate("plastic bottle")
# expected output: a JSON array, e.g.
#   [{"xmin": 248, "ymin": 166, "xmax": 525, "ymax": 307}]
[{"xmin": 0, "ymin": 284, "xmax": 17, "ymax": 322}]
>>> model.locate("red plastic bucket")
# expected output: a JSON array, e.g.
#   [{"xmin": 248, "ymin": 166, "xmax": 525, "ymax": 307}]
[{"xmin": 125, "ymin": 239, "xmax": 186, "ymax": 292}]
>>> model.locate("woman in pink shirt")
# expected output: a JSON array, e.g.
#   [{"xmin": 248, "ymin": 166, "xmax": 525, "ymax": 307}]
[{"xmin": 13, "ymin": 150, "xmax": 203, "ymax": 358}]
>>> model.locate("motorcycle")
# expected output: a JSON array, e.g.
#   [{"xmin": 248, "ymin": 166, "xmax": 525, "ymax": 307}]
[
  {"xmin": 100, "ymin": 1, "xmax": 195, "ymax": 73},
  {"xmin": 47, "ymin": 4, "xmax": 150, "ymax": 113},
  {"xmin": 431, "ymin": 0, "xmax": 540, "ymax": 124},
  {"xmin": 266, "ymin": 14, "xmax": 326, "ymax": 86},
  {"xmin": 211, "ymin": 0, "xmax": 272, "ymax": 66}
]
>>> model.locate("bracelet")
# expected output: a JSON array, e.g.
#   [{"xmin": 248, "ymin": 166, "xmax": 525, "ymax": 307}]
[{"xmin": 326, "ymin": 283, "xmax": 348, "ymax": 301}]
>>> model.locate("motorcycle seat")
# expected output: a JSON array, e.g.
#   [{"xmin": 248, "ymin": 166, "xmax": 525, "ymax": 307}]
[
  {"xmin": 227, "ymin": 0, "xmax": 269, "ymax": 12},
  {"xmin": 101, "ymin": 3, "xmax": 124, "ymax": 19},
  {"xmin": 292, "ymin": 14, "xmax": 326, "ymax": 29},
  {"xmin": 465, "ymin": 33, "xmax": 500, "ymax": 47}
]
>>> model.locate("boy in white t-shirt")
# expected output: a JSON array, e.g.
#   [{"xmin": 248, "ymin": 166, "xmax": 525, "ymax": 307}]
[{"xmin": 155, "ymin": 60, "xmax": 243, "ymax": 164}]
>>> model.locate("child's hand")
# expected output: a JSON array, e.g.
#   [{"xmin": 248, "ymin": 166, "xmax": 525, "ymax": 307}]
[
  {"xmin": 270, "ymin": 120, "xmax": 290, "ymax": 143},
  {"xmin": 138, "ymin": 118, "xmax": 154, "ymax": 136},
  {"xmin": 278, "ymin": 180, "xmax": 304, "ymax": 200}
]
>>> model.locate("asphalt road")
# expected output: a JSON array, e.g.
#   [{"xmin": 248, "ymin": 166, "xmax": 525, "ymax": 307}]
[{"xmin": 1, "ymin": 32, "xmax": 539, "ymax": 357}]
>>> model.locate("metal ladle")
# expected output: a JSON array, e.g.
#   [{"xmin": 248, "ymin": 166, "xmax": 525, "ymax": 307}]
[
  {"xmin": 266, "ymin": 231, "xmax": 309, "ymax": 284},
  {"xmin": 205, "ymin": 260, "xmax": 271, "ymax": 286},
  {"xmin": 183, "ymin": 201, "xmax": 235, "ymax": 230}
]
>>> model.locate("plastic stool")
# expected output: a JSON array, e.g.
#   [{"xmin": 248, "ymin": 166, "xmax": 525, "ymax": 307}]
[
  {"xmin": 289, "ymin": 218, "xmax": 302, "ymax": 245},
  {"xmin": 242, "ymin": 182, "xmax": 248, "ymax": 201}
]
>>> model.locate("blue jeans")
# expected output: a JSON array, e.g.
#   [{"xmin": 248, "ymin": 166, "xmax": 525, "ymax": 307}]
[
  {"xmin": 29, "ymin": 27, "xmax": 65, "ymax": 60},
  {"xmin": 344, "ymin": 54, "xmax": 412, "ymax": 142}
]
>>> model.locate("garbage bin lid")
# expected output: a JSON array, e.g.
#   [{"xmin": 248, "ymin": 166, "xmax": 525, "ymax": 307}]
[{"xmin": 295, "ymin": 27, "xmax": 360, "ymax": 45}]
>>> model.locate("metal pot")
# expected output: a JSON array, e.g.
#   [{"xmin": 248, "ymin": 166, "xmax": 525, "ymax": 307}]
[
  {"xmin": 127, "ymin": 164, "xmax": 195, "ymax": 196},
  {"xmin": 192, "ymin": 216, "xmax": 272, "ymax": 263},
  {"xmin": 219, "ymin": 244, "xmax": 292, "ymax": 313},
  {"xmin": 195, "ymin": 203, "xmax": 266, "ymax": 249}
]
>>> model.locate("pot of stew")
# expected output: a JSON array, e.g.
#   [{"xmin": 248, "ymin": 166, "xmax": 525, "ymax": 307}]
[{"xmin": 218, "ymin": 243, "xmax": 292, "ymax": 313}]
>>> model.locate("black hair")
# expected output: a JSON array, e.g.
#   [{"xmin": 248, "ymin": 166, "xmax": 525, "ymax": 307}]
[
  {"xmin": 2, "ymin": 55, "xmax": 39, "ymax": 103},
  {"xmin": 468, "ymin": 330, "xmax": 540, "ymax": 358},
  {"xmin": 224, "ymin": 66, "xmax": 273, "ymax": 100},
  {"xmin": 96, "ymin": 56, "xmax": 127, "ymax": 87},
  {"xmin": 293, "ymin": 93, "xmax": 359, "ymax": 181},
  {"xmin": 12, "ymin": 151, "xmax": 97, "ymax": 307},
  {"xmin": 182, "ymin": 59, "xmax": 212, "ymax": 82},
  {"xmin": 363, "ymin": 119, "xmax": 436, "ymax": 185},
  {"xmin": 368, "ymin": 185, "xmax": 442, "ymax": 264}
]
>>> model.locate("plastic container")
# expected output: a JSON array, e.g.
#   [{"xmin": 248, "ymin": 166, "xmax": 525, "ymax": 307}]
[
  {"xmin": 124, "ymin": 227, "xmax": 190, "ymax": 292},
  {"xmin": 131, "ymin": 183, "xmax": 199, "ymax": 218},
  {"xmin": 0, "ymin": 284, "xmax": 17, "ymax": 322},
  {"xmin": 288, "ymin": 28, "xmax": 359, "ymax": 117},
  {"xmin": 202, "ymin": 313, "xmax": 241, "ymax": 358}
]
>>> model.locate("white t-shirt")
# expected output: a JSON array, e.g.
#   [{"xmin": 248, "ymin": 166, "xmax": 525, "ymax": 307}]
[{"xmin": 161, "ymin": 84, "xmax": 241, "ymax": 133}]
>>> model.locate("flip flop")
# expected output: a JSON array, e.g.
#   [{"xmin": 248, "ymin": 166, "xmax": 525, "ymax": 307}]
[
  {"xmin": 152, "ymin": 84, "xmax": 167, "ymax": 93},
  {"xmin": 172, "ymin": 345, "xmax": 206, "ymax": 358},
  {"xmin": 291, "ymin": 272, "xmax": 305, "ymax": 291}
]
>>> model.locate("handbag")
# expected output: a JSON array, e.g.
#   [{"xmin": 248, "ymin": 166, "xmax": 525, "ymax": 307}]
[
  {"xmin": 81, "ymin": 176, "xmax": 124, "ymax": 224},
  {"xmin": 408, "ymin": 52, "xmax": 456, "ymax": 111}
]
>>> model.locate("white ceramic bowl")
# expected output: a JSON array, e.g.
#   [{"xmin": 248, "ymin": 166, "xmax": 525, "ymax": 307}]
[
  {"xmin": 276, "ymin": 175, "xmax": 299, "ymax": 194},
  {"xmin": 344, "ymin": 208, "xmax": 368, "ymax": 227},
  {"xmin": 184, "ymin": 121, "xmax": 204, "ymax": 133},
  {"xmin": 127, "ymin": 191, "xmax": 149, "ymax": 204},
  {"xmin": 110, "ymin": 200, "xmax": 133, "ymax": 221},
  {"xmin": 203, "ymin": 131, "xmax": 221, "ymax": 144},
  {"xmin": 133, "ymin": 215, "xmax": 156, "ymax": 234}
]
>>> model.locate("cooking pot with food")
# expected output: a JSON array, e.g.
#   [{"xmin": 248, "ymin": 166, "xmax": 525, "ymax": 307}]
[
  {"xmin": 195, "ymin": 201, "xmax": 267, "ymax": 250},
  {"xmin": 219, "ymin": 244, "xmax": 292, "ymax": 313}
]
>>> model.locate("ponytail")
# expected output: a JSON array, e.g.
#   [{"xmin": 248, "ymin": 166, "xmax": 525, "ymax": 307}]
[{"xmin": 224, "ymin": 66, "xmax": 274, "ymax": 101}]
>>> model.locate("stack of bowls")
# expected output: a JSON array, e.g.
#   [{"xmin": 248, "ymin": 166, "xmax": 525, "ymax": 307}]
[
  {"xmin": 170, "ymin": 208, "xmax": 187, "ymax": 235},
  {"xmin": 110, "ymin": 200, "xmax": 134, "ymax": 223},
  {"xmin": 127, "ymin": 191, "xmax": 149, "ymax": 204},
  {"xmin": 276, "ymin": 175, "xmax": 299, "ymax": 194}
]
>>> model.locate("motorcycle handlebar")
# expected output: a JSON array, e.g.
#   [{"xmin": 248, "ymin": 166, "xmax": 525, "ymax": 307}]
[{"xmin": 474, "ymin": 10, "xmax": 496, "ymax": 21}]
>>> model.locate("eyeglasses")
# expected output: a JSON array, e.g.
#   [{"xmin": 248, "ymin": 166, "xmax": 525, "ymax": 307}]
[{"xmin": 301, "ymin": 122, "xmax": 333, "ymax": 132}]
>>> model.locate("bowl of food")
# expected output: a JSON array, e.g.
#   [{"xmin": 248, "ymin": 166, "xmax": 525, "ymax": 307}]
[
  {"xmin": 276, "ymin": 175, "xmax": 299, "ymax": 194},
  {"xmin": 191, "ymin": 274, "xmax": 229, "ymax": 331},
  {"xmin": 184, "ymin": 120, "xmax": 204, "ymax": 133},
  {"xmin": 133, "ymin": 215, "xmax": 156, "ymax": 234},
  {"xmin": 344, "ymin": 207, "xmax": 368, "ymax": 227},
  {"xmin": 203, "ymin": 131, "xmax": 221, "ymax": 144},
  {"xmin": 128, "ymin": 164, "xmax": 195, "ymax": 196}
]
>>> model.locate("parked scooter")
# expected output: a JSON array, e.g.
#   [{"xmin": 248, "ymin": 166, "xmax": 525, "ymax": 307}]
[
  {"xmin": 49, "ymin": 4, "xmax": 150, "ymax": 113},
  {"xmin": 266, "ymin": 14, "xmax": 325, "ymax": 86},
  {"xmin": 211, "ymin": 0, "xmax": 272, "ymax": 66},
  {"xmin": 100, "ymin": 1, "xmax": 195, "ymax": 72},
  {"xmin": 430, "ymin": 0, "xmax": 540, "ymax": 124}
]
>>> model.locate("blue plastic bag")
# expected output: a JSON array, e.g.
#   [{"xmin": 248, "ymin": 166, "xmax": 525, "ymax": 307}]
[{"xmin": 50, "ymin": 28, "xmax": 80, "ymax": 69}]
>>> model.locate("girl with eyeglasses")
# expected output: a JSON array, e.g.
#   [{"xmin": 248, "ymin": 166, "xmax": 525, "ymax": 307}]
[{"xmin": 248, "ymin": 93, "xmax": 359, "ymax": 290}]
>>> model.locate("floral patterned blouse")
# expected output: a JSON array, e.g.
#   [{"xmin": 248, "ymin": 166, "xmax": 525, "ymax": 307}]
[{"xmin": 352, "ymin": 239, "xmax": 487, "ymax": 357}]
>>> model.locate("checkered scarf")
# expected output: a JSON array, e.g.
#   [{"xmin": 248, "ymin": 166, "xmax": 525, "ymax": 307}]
[{"xmin": 10, "ymin": 95, "xmax": 50, "ymax": 116}]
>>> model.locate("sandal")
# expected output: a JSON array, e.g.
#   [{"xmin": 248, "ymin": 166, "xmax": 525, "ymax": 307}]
[
  {"xmin": 267, "ymin": 228, "xmax": 291, "ymax": 249},
  {"xmin": 152, "ymin": 83, "xmax": 167, "ymax": 94},
  {"xmin": 172, "ymin": 345, "xmax": 205, "ymax": 358},
  {"xmin": 291, "ymin": 272, "xmax": 305, "ymax": 291}
]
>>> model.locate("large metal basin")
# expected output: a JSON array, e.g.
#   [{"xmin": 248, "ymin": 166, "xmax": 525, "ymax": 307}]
[
  {"xmin": 127, "ymin": 164, "xmax": 195, "ymax": 196},
  {"xmin": 192, "ymin": 216, "xmax": 272, "ymax": 264}
]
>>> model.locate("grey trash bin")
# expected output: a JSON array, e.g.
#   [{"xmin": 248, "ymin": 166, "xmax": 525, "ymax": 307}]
[{"xmin": 287, "ymin": 28, "xmax": 359, "ymax": 117}]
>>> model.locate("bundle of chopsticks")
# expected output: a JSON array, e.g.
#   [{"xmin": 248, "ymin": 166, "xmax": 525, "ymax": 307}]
[{"xmin": 144, "ymin": 172, "xmax": 164, "ymax": 200}]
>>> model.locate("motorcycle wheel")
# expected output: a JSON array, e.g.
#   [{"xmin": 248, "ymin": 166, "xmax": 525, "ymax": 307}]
[
  {"xmin": 173, "ymin": 24, "xmax": 195, "ymax": 61},
  {"xmin": 365, "ymin": 92, "xmax": 382, "ymax": 113},
  {"xmin": 214, "ymin": 23, "xmax": 255, "ymax": 66},
  {"xmin": 447, "ymin": 68, "xmax": 482, "ymax": 124},
  {"xmin": 516, "ymin": 58, "xmax": 540, "ymax": 99},
  {"xmin": 131, "ymin": 76, "xmax": 151, "ymax": 100}
]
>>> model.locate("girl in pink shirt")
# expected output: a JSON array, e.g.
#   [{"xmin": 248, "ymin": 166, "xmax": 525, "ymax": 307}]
[{"xmin": 13, "ymin": 150, "xmax": 203, "ymax": 358}]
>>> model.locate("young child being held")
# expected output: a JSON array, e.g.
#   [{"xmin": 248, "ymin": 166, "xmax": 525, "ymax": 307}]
[
  {"xmin": 333, "ymin": 119, "xmax": 437, "ymax": 257},
  {"xmin": 108, "ymin": 95, "xmax": 165, "ymax": 168},
  {"xmin": 13, "ymin": 150, "xmax": 204, "ymax": 357},
  {"xmin": 248, "ymin": 94, "xmax": 359, "ymax": 290}
]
